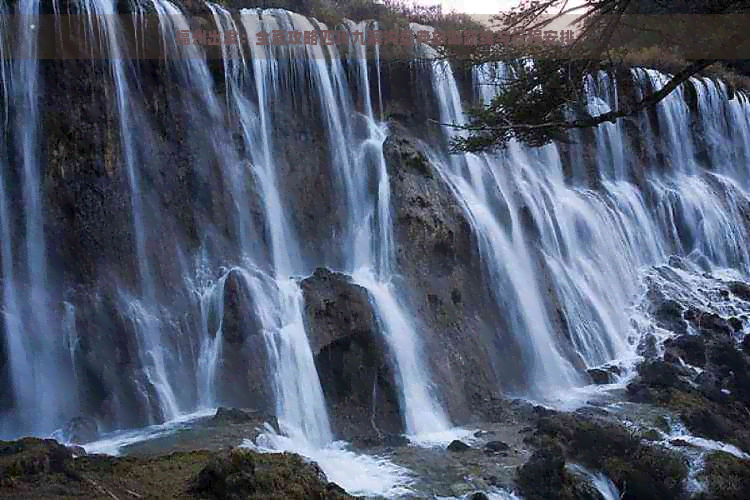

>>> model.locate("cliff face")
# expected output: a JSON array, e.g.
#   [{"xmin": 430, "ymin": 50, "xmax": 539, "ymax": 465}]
[{"xmin": 2, "ymin": 1, "xmax": 750, "ymax": 447}]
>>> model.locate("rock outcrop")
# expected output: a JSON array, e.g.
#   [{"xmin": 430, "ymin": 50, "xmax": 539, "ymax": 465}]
[
  {"xmin": 384, "ymin": 123, "xmax": 524, "ymax": 423},
  {"xmin": 301, "ymin": 268, "xmax": 402, "ymax": 442},
  {"xmin": 521, "ymin": 410, "xmax": 688, "ymax": 500},
  {"xmin": 627, "ymin": 265, "xmax": 750, "ymax": 453},
  {"xmin": 0, "ymin": 437, "xmax": 356, "ymax": 500},
  {"xmin": 216, "ymin": 270, "xmax": 272, "ymax": 412}
]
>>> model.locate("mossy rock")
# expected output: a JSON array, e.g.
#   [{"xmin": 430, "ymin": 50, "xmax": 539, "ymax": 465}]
[
  {"xmin": 0, "ymin": 438, "xmax": 72, "ymax": 483},
  {"xmin": 697, "ymin": 451, "xmax": 750, "ymax": 500},
  {"xmin": 0, "ymin": 439, "xmax": 357, "ymax": 499}
]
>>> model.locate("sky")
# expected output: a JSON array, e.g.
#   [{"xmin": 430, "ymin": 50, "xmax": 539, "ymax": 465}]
[
  {"xmin": 432, "ymin": 0, "xmax": 523, "ymax": 15},
  {"xmin": 418, "ymin": 0, "xmax": 585, "ymax": 16}
]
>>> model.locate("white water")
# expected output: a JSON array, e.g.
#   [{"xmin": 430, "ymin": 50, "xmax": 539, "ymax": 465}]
[
  {"xmin": 79, "ymin": 0, "xmax": 181, "ymax": 424},
  {"xmin": 428, "ymin": 57, "xmax": 582, "ymax": 395},
  {"xmin": 568, "ymin": 464, "xmax": 621, "ymax": 500},
  {"xmin": 6, "ymin": 0, "xmax": 66, "ymax": 432},
  {"xmin": 355, "ymin": 272, "xmax": 452, "ymax": 437},
  {"xmin": 1, "ymin": 11, "xmax": 750, "ymax": 500},
  {"xmin": 423, "ymin": 52, "xmax": 750, "ymax": 406},
  {"xmin": 246, "ymin": 426, "xmax": 414, "ymax": 498}
]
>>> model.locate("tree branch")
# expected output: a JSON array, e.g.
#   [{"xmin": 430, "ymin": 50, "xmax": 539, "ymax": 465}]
[{"xmin": 441, "ymin": 58, "xmax": 717, "ymax": 135}]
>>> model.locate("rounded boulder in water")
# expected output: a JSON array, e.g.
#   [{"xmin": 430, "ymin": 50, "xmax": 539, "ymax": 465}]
[{"xmin": 447, "ymin": 439, "xmax": 470, "ymax": 452}]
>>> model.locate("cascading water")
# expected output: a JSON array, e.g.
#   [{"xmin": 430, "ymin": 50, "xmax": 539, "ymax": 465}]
[
  {"xmin": 5, "ymin": 0, "xmax": 71, "ymax": 433},
  {"xmin": 80, "ymin": 0, "xmax": 181, "ymax": 424},
  {"xmin": 426, "ymin": 54, "xmax": 582, "ymax": 395},
  {"xmin": 2, "ymin": 5, "xmax": 750, "ymax": 497},
  {"xmin": 0, "ymin": 0, "xmax": 28, "ymax": 432},
  {"xmin": 426, "ymin": 50, "xmax": 750, "ymax": 405}
]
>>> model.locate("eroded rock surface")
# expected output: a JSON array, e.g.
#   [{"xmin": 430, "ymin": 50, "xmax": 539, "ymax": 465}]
[{"xmin": 301, "ymin": 268, "xmax": 402, "ymax": 442}]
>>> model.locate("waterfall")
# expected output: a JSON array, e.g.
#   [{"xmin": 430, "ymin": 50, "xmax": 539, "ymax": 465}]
[
  {"xmin": 0, "ymin": 0, "xmax": 28, "ymax": 432},
  {"xmin": 426, "ymin": 53, "xmax": 750, "ymax": 403},
  {"xmin": 6, "ymin": 0, "xmax": 68, "ymax": 432},
  {"xmin": 584, "ymin": 71, "xmax": 626, "ymax": 180},
  {"xmin": 341, "ymin": 22, "xmax": 452, "ymax": 437},
  {"xmin": 1, "ymin": 4, "xmax": 750, "ymax": 481},
  {"xmin": 428, "ymin": 57, "xmax": 582, "ymax": 394},
  {"xmin": 568, "ymin": 465, "xmax": 621, "ymax": 500}
]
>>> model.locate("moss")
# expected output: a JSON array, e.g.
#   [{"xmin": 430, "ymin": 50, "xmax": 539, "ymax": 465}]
[
  {"xmin": 401, "ymin": 150, "xmax": 432, "ymax": 178},
  {"xmin": 699, "ymin": 451, "xmax": 750, "ymax": 499},
  {"xmin": 531, "ymin": 413, "xmax": 688, "ymax": 500},
  {"xmin": 666, "ymin": 389, "xmax": 710, "ymax": 413},
  {"xmin": 0, "ymin": 441, "xmax": 355, "ymax": 500}
]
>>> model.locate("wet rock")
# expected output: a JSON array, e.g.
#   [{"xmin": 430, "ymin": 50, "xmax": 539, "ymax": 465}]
[
  {"xmin": 301, "ymin": 268, "xmax": 402, "ymax": 442},
  {"xmin": 447, "ymin": 440, "xmax": 471, "ymax": 452},
  {"xmin": 484, "ymin": 441, "xmax": 510, "ymax": 453},
  {"xmin": 648, "ymin": 288, "xmax": 686, "ymax": 334},
  {"xmin": 664, "ymin": 334, "xmax": 706, "ymax": 368},
  {"xmin": 668, "ymin": 254, "xmax": 688, "ymax": 270},
  {"xmin": 639, "ymin": 429, "xmax": 662, "ymax": 441},
  {"xmin": 742, "ymin": 334, "xmax": 750, "ymax": 355},
  {"xmin": 516, "ymin": 444, "xmax": 599, "ymax": 500},
  {"xmin": 66, "ymin": 445, "xmax": 87, "ymax": 457},
  {"xmin": 381, "ymin": 434, "xmax": 409, "ymax": 447},
  {"xmin": 468, "ymin": 493, "xmax": 490, "ymax": 500},
  {"xmin": 637, "ymin": 333, "xmax": 659, "ymax": 360},
  {"xmin": 210, "ymin": 407, "xmax": 277, "ymax": 431},
  {"xmin": 728, "ymin": 316, "xmax": 743, "ymax": 332},
  {"xmin": 212, "ymin": 407, "xmax": 257, "ymax": 424},
  {"xmin": 525, "ymin": 412, "xmax": 688, "ymax": 500},
  {"xmin": 685, "ymin": 309, "xmax": 733, "ymax": 337},
  {"xmin": 189, "ymin": 448, "xmax": 357, "ymax": 500},
  {"xmin": 384, "ymin": 124, "xmax": 519, "ymax": 420},
  {"xmin": 60, "ymin": 415, "xmax": 99, "ymax": 445},
  {"xmin": 669, "ymin": 439, "xmax": 693, "ymax": 447},
  {"xmin": 222, "ymin": 270, "xmax": 261, "ymax": 346},
  {"xmin": 0, "ymin": 438, "xmax": 72, "ymax": 482},
  {"xmin": 587, "ymin": 368, "xmax": 615, "ymax": 385},
  {"xmin": 636, "ymin": 359, "xmax": 686, "ymax": 390},
  {"xmin": 218, "ymin": 270, "xmax": 272, "ymax": 412},
  {"xmin": 729, "ymin": 281, "xmax": 750, "ymax": 302}
]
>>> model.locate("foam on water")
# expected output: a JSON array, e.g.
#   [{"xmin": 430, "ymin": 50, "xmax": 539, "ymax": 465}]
[
  {"xmin": 435, "ymin": 489, "xmax": 523, "ymax": 500},
  {"xmin": 80, "ymin": 408, "xmax": 217, "ymax": 456},
  {"xmin": 244, "ymin": 425, "xmax": 414, "ymax": 498},
  {"xmin": 405, "ymin": 427, "xmax": 478, "ymax": 448}
]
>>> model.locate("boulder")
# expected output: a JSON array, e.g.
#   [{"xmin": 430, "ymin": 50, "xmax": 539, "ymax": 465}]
[
  {"xmin": 729, "ymin": 281, "xmax": 750, "ymax": 302},
  {"xmin": 217, "ymin": 270, "xmax": 272, "ymax": 412},
  {"xmin": 60, "ymin": 416, "xmax": 99, "ymax": 445},
  {"xmin": 447, "ymin": 440, "xmax": 471, "ymax": 452},
  {"xmin": 0, "ymin": 438, "xmax": 72, "ymax": 482},
  {"xmin": 516, "ymin": 444, "xmax": 600, "ymax": 500},
  {"xmin": 189, "ymin": 449, "xmax": 356, "ymax": 500},
  {"xmin": 469, "ymin": 493, "xmax": 490, "ymax": 500},
  {"xmin": 587, "ymin": 368, "xmax": 616, "ymax": 385},
  {"xmin": 210, "ymin": 407, "xmax": 277, "ymax": 431},
  {"xmin": 664, "ymin": 334, "xmax": 706, "ymax": 368},
  {"xmin": 484, "ymin": 440, "xmax": 510, "ymax": 453},
  {"xmin": 301, "ymin": 268, "xmax": 402, "ymax": 442},
  {"xmin": 525, "ymin": 412, "xmax": 688, "ymax": 500}
]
